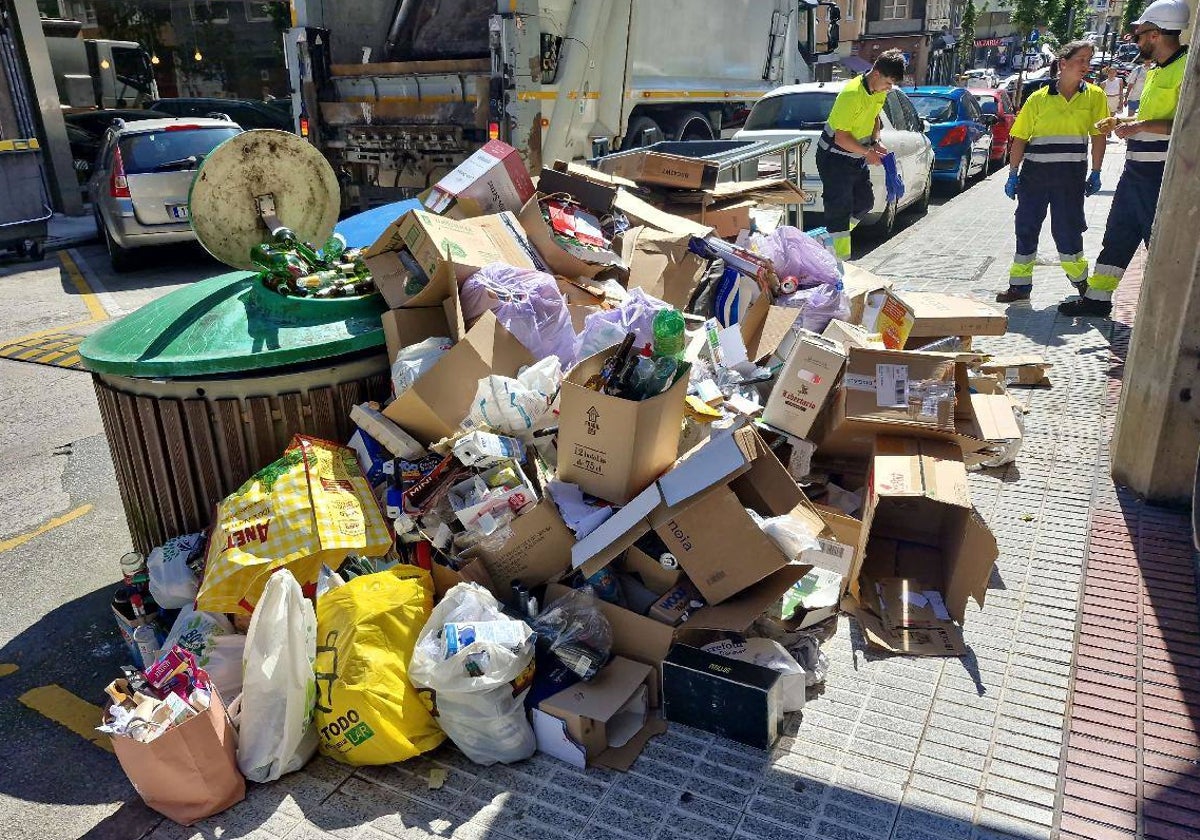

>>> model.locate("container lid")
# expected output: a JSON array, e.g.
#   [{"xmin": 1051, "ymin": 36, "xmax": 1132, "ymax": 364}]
[{"xmin": 79, "ymin": 270, "xmax": 388, "ymax": 377}]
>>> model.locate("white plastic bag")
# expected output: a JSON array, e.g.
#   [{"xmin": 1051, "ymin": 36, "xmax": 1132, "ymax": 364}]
[
  {"xmin": 147, "ymin": 532, "xmax": 204, "ymax": 609},
  {"xmin": 392, "ymin": 336, "xmax": 453, "ymax": 396},
  {"xmin": 746, "ymin": 509, "xmax": 821, "ymax": 563},
  {"xmin": 159, "ymin": 604, "xmax": 245, "ymax": 701},
  {"xmin": 575, "ymin": 287, "xmax": 669, "ymax": 364},
  {"xmin": 408, "ymin": 583, "xmax": 536, "ymax": 766},
  {"xmin": 463, "ymin": 357, "xmax": 562, "ymax": 435},
  {"xmin": 235, "ymin": 569, "xmax": 318, "ymax": 782}
]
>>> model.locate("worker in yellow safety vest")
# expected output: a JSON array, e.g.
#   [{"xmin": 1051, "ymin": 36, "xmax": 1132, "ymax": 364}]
[
  {"xmin": 995, "ymin": 41, "xmax": 1109, "ymax": 305},
  {"xmin": 1059, "ymin": 0, "xmax": 1190, "ymax": 317},
  {"xmin": 816, "ymin": 49, "xmax": 906, "ymax": 261}
]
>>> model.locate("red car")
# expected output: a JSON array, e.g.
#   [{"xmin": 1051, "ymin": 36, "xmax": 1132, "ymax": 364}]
[{"xmin": 973, "ymin": 88, "xmax": 1017, "ymax": 168}]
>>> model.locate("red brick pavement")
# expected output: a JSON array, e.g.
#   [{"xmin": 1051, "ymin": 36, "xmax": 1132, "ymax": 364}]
[{"xmin": 1058, "ymin": 253, "xmax": 1200, "ymax": 840}]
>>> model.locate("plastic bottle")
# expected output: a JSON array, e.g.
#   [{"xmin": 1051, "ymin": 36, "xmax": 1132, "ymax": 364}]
[
  {"xmin": 119, "ymin": 551, "xmax": 148, "ymax": 588},
  {"xmin": 652, "ymin": 308, "xmax": 686, "ymax": 358},
  {"xmin": 642, "ymin": 355, "xmax": 678, "ymax": 398}
]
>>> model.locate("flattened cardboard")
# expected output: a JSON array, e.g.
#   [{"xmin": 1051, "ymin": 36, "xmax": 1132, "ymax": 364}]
[
  {"xmin": 762, "ymin": 329, "xmax": 848, "ymax": 441},
  {"xmin": 596, "ymin": 150, "xmax": 719, "ymax": 190},
  {"xmin": 842, "ymin": 347, "xmax": 959, "ymax": 430},
  {"xmin": 619, "ymin": 225, "xmax": 708, "ymax": 310},
  {"xmin": 557, "ymin": 350, "xmax": 690, "ymax": 506},
  {"xmin": 822, "ymin": 319, "xmax": 884, "ymax": 350},
  {"xmin": 861, "ymin": 287, "xmax": 1007, "ymax": 348},
  {"xmin": 464, "ymin": 500, "xmax": 574, "ymax": 593},
  {"xmin": 676, "ymin": 199, "xmax": 754, "ymax": 238},
  {"xmin": 423, "ymin": 139, "xmax": 536, "ymax": 219},
  {"xmin": 382, "ymin": 309, "xmax": 535, "ymax": 444},
  {"xmin": 980, "ymin": 355, "xmax": 1052, "ymax": 387}
]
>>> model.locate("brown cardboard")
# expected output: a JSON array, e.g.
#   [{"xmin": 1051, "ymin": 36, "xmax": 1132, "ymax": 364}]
[
  {"xmin": 620, "ymin": 545, "xmax": 683, "ymax": 595},
  {"xmin": 381, "ymin": 310, "xmax": 534, "ymax": 444},
  {"xmin": 364, "ymin": 209, "xmax": 537, "ymax": 288},
  {"xmin": 841, "ymin": 263, "xmax": 891, "ymax": 325},
  {"xmin": 647, "ymin": 578, "xmax": 703, "ymax": 626},
  {"xmin": 851, "ymin": 436, "xmax": 998, "ymax": 655},
  {"xmin": 686, "ymin": 565, "xmax": 809, "ymax": 631},
  {"xmin": 619, "ymin": 225, "xmax": 708, "ymax": 310},
  {"xmin": 739, "ymin": 298, "xmax": 804, "ymax": 365},
  {"xmin": 677, "ymin": 200, "xmax": 754, "ymax": 238},
  {"xmin": 822, "ymin": 319, "xmax": 885, "ymax": 350},
  {"xmin": 518, "ymin": 168, "xmax": 628, "ymax": 279},
  {"xmin": 980, "ymin": 355, "xmax": 1052, "ymax": 387},
  {"xmin": 842, "ymin": 347, "xmax": 960, "ymax": 430},
  {"xmin": 463, "ymin": 501, "xmax": 574, "ymax": 593},
  {"xmin": 422, "ymin": 139, "xmax": 536, "ymax": 219},
  {"xmin": 761, "ymin": 329, "xmax": 848, "ymax": 440},
  {"xmin": 557, "ymin": 350, "xmax": 690, "ymax": 505},
  {"xmin": 532, "ymin": 656, "xmax": 662, "ymax": 770},
  {"xmin": 596, "ymin": 150, "xmax": 719, "ymax": 190},
  {"xmin": 431, "ymin": 557, "xmax": 498, "ymax": 600},
  {"xmin": 861, "ymin": 287, "xmax": 1007, "ymax": 348}
]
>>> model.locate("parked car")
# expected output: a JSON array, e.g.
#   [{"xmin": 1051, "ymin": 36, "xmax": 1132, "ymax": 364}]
[
  {"xmin": 149, "ymin": 98, "xmax": 292, "ymax": 131},
  {"xmin": 902, "ymin": 86, "xmax": 995, "ymax": 194},
  {"xmin": 732, "ymin": 81, "xmax": 935, "ymax": 236},
  {"xmin": 64, "ymin": 108, "xmax": 170, "ymax": 182},
  {"xmin": 973, "ymin": 88, "xmax": 1017, "ymax": 167},
  {"xmin": 88, "ymin": 117, "xmax": 243, "ymax": 270},
  {"xmin": 964, "ymin": 68, "xmax": 1001, "ymax": 89}
]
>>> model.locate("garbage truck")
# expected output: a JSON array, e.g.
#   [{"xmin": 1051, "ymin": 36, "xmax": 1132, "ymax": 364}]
[
  {"xmin": 41, "ymin": 18, "xmax": 158, "ymax": 110},
  {"xmin": 285, "ymin": 0, "xmax": 839, "ymax": 210}
]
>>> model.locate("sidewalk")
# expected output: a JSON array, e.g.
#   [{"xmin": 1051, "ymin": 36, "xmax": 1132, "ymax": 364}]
[
  {"xmin": 46, "ymin": 212, "xmax": 98, "ymax": 251},
  {"xmin": 133, "ymin": 141, "xmax": 1198, "ymax": 840}
]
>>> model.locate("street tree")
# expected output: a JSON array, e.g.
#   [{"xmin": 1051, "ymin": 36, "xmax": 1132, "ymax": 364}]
[{"xmin": 959, "ymin": 0, "xmax": 977, "ymax": 72}]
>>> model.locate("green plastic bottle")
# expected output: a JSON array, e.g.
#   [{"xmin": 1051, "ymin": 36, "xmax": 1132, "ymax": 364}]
[{"xmin": 652, "ymin": 308, "xmax": 686, "ymax": 358}]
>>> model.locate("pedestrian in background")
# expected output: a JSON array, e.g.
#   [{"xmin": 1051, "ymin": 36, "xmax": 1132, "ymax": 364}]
[
  {"xmin": 996, "ymin": 40, "xmax": 1109, "ymax": 304},
  {"xmin": 815, "ymin": 49, "xmax": 906, "ymax": 261},
  {"xmin": 1124, "ymin": 57, "xmax": 1149, "ymax": 114},
  {"xmin": 1102, "ymin": 66, "xmax": 1125, "ymax": 114},
  {"xmin": 1062, "ymin": 0, "xmax": 1190, "ymax": 316}
]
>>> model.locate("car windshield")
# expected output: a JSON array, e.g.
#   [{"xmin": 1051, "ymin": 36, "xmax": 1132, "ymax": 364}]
[
  {"xmin": 119, "ymin": 127, "xmax": 240, "ymax": 174},
  {"xmin": 908, "ymin": 95, "xmax": 957, "ymax": 122},
  {"xmin": 743, "ymin": 92, "xmax": 838, "ymax": 130},
  {"xmin": 975, "ymin": 96, "xmax": 997, "ymax": 114}
]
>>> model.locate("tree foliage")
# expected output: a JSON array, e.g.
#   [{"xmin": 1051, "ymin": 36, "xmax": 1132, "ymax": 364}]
[
  {"xmin": 1050, "ymin": 0, "xmax": 1088, "ymax": 41},
  {"xmin": 959, "ymin": 0, "xmax": 977, "ymax": 69},
  {"xmin": 1123, "ymin": 0, "xmax": 1148, "ymax": 30}
]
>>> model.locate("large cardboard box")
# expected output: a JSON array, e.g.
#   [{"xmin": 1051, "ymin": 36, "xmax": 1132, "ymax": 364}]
[
  {"xmin": 851, "ymin": 436, "xmax": 998, "ymax": 656},
  {"xmin": 761, "ymin": 329, "xmax": 848, "ymax": 440},
  {"xmin": 861, "ymin": 287, "xmax": 1007, "ymax": 349},
  {"xmin": 519, "ymin": 168, "xmax": 625, "ymax": 279},
  {"xmin": 980, "ymin": 355, "xmax": 1052, "ymax": 387},
  {"xmin": 595, "ymin": 150, "xmax": 719, "ymax": 190},
  {"xmin": 556, "ymin": 350, "xmax": 690, "ymax": 506},
  {"xmin": 363, "ymin": 209, "xmax": 539, "ymax": 294},
  {"xmin": 619, "ymin": 224, "xmax": 708, "ymax": 311},
  {"xmin": 422, "ymin": 139, "xmax": 535, "ymax": 219},
  {"xmin": 532, "ymin": 656, "xmax": 664, "ymax": 770},
  {"xmin": 381, "ymin": 309, "xmax": 534, "ymax": 444},
  {"xmin": 463, "ymin": 500, "xmax": 574, "ymax": 593}
]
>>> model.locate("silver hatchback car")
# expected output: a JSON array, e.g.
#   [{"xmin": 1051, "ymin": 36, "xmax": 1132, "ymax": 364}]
[{"xmin": 88, "ymin": 117, "xmax": 242, "ymax": 270}]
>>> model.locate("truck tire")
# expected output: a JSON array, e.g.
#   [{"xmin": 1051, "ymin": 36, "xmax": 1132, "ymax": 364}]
[
  {"xmin": 667, "ymin": 111, "xmax": 715, "ymax": 142},
  {"xmin": 622, "ymin": 116, "xmax": 664, "ymax": 150}
]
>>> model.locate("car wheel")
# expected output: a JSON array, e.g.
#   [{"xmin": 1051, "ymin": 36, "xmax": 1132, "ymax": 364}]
[
  {"xmin": 865, "ymin": 200, "xmax": 898, "ymax": 238},
  {"xmin": 953, "ymin": 157, "xmax": 969, "ymax": 194},
  {"xmin": 100, "ymin": 212, "xmax": 135, "ymax": 272}
]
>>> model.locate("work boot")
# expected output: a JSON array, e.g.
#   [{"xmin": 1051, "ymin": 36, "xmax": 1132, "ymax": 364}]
[
  {"xmin": 1057, "ymin": 297, "xmax": 1112, "ymax": 317},
  {"xmin": 995, "ymin": 286, "xmax": 1031, "ymax": 303},
  {"xmin": 1070, "ymin": 279, "xmax": 1087, "ymax": 297}
]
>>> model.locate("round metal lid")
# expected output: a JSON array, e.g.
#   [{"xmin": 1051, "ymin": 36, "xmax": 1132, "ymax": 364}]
[{"xmin": 189, "ymin": 129, "xmax": 340, "ymax": 270}]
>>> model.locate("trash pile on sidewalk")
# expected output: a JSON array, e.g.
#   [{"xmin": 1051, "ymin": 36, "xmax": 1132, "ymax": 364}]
[{"xmin": 99, "ymin": 140, "xmax": 1046, "ymax": 825}]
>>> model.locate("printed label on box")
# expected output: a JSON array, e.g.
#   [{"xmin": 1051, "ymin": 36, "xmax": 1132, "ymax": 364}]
[
  {"xmin": 844, "ymin": 373, "xmax": 875, "ymax": 391},
  {"xmin": 876, "ymin": 364, "xmax": 909, "ymax": 408}
]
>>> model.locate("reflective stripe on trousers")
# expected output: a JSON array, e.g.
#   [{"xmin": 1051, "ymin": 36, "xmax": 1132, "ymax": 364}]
[{"xmin": 1093, "ymin": 162, "xmax": 1164, "ymax": 300}]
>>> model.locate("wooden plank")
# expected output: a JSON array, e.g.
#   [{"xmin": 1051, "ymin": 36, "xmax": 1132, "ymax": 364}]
[
  {"xmin": 93, "ymin": 380, "xmax": 146, "ymax": 553},
  {"xmin": 309, "ymin": 385, "xmax": 338, "ymax": 442},
  {"xmin": 117, "ymin": 392, "xmax": 164, "ymax": 551},
  {"xmin": 157, "ymin": 399, "xmax": 203, "ymax": 533},
  {"xmin": 135, "ymin": 395, "xmax": 182, "ymax": 540},
  {"xmin": 331, "ymin": 58, "xmax": 490, "ymax": 76},
  {"xmin": 280, "ymin": 392, "xmax": 306, "ymax": 445},
  {"xmin": 182, "ymin": 399, "xmax": 225, "ymax": 508},
  {"xmin": 215, "ymin": 398, "xmax": 250, "ymax": 494},
  {"xmin": 244, "ymin": 396, "xmax": 277, "ymax": 472},
  {"xmin": 334, "ymin": 381, "xmax": 364, "ymax": 443}
]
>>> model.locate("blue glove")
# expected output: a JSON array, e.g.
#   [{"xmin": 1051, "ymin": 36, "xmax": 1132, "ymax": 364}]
[
  {"xmin": 882, "ymin": 152, "xmax": 905, "ymax": 204},
  {"xmin": 1085, "ymin": 170, "xmax": 1102, "ymax": 196},
  {"xmin": 1004, "ymin": 170, "xmax": 1019, "ymax": 200}
]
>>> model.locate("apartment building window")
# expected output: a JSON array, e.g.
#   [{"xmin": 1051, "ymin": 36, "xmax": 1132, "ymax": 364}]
[
  {"xmin": 191, "ymin": 1, "xmax": 234, "ymax": 24},
  {"xmin": 883, "ymin": 0, "xmax": 909, "ymax": 19},
  {"xmin": 245, "ymin": 1, "xmax": 275, "ymax": 22}
]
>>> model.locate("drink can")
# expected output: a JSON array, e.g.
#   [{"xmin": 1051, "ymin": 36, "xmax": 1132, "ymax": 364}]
[{"xmin": 133, "ymin": 623, "xmax": 161, "ymax": 669}]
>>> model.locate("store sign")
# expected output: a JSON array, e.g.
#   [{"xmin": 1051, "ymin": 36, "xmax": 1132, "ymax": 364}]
[{"xmin": 974, "ymin": 38, "xmax": 1004, "ymax": 47}]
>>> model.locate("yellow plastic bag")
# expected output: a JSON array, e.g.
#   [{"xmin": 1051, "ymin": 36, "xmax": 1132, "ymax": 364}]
[
  {"xmin": 313, "ymin": 565, "xmax": 446, "ymax": 765},
  {"xmin": 196, "ymin": 436, "xmax": 392, "ymax": 614}
]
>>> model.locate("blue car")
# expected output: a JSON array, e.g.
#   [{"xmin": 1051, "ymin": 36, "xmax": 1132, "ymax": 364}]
[{"xmin": 902, "ymin": 86, "xmax": 997, "ymax": 194}]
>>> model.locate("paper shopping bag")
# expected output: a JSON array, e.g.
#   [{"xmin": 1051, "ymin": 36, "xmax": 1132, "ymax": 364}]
[{"xmin": 108, "ymin": 689, "xmax": 245, "ymax": 825}]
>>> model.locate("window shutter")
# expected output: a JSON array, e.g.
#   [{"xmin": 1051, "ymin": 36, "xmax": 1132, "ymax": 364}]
[
  {"xmin": 868, "ymin": 0, "xmax": 881, "ymax": 21},
  {"xmin": 912, "ymin": 0, "xmax": 926, "ymax": 21}
]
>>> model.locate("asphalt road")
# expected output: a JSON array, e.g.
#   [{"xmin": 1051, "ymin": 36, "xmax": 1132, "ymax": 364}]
[{"xmin": 0, "ymin": 239, "xmax": 222, "ymax": 840}]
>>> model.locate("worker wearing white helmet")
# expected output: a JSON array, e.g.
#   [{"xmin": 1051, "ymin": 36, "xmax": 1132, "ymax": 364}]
[{"xmin": 1061, "ymin": 0, "xmax": 1191, "ymax": 317}]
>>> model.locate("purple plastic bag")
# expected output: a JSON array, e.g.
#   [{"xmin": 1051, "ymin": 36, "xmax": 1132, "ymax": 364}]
[
  {"xmin": 575, "ymin": 287, "xmax": 670, "ymax": 364},
  {"xmin": 777, "ymin": 283, "xmax": 851, "ymax": 334},
  {"xmin": 460, "ymin": 263, "xmax": 578, "ymax": 369},
  {"xmin": 750, "ymin": 226, "xmax": 840, "ymax": 289}
]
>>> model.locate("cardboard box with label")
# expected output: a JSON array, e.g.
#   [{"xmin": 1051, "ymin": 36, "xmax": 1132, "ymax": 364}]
[
  {"xmin": 850, "ymin": 436, "xmax": 999, "ymax": 656},
  {"xmin": 822, "ymin": 319, "xmax": 885, "ymax": 350},
  {"xmin": 422, "ymin": 139, "xmax": 536, "ymax": 219},
  {"xmin": 364, "ymin": 210, "xmax": 539, "ymax": 302},
  {"xmin": 595, "ymin": 150, "xmax": 719, "ymax": 190},
  {"xmin": 532, "ymin": 656, "xmax": 665, "ymax": 770},
  {"xmin": 861, "ymin": 287, "xmax": 1007, "ymax": 350},
  {"xmin": 556, "ymin": 349, "xmax": 690, "ymax": 506},
  {"xmin": 762, "ymin": 329, "xmax": 848, "ymax": 440},
  {"xmin": 381, "ymin": 308, "xmax": 534, "ymax": 444},
  {"xmin": 463, "ymin": 500, "xmax": 575, "ymax": 593}
]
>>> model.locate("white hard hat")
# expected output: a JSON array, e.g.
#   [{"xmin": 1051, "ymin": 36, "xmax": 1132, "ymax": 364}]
[{"xmin": 1132, "ymin": 0, "xmax": 1190, "ymax": 31}]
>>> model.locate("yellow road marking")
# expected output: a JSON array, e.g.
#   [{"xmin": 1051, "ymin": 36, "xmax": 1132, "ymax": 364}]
[
  {"xmin": 0, "ymin": 664, "xmax": 18, "ymax": 677},
  {"xmin": 59, "ymin": 250, "xmax": 109, "ymax": 322},
  {"xmin": 3, "ymin": 318, "xmax": 96, "ymax": 343},
  {"xmin": 14, "ymin": 346, "xmax": 42, "ymax": 360},
  {"xmin": 19, "ymin": 685, "xmax": 113, "ymax": 753},
  {"xmin": 39, "ymin": 348, "xmax": 72, "ymax": 364},
  {"xmin": 0, "ymin": 504, "xmax": 93, "ymax": 554},
  {"xmin": 58, "ymin": 353, "xmax": 82, "ymax": 368}
]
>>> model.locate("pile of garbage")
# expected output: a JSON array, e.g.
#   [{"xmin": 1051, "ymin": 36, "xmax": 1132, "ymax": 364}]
[{"xmin": 101, "ymin": 140, "xmax": 1045, "ymax": 825}]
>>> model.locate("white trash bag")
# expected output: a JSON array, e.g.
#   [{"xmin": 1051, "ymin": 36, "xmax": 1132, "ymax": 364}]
[
  {"xmin": 234, "ymin": 568, "xmax": 318, "ymax": 782},
  {"xmin": 160, "ymin": 603, "xmax": 245, "ymax": 701},
  {"xmin": 147, "ymin": 532, "xmax": 205, "ymax": 609},
  {"xmin": 408, "ymin": 583, "xmax": 536, "ymax": 766},
  {"xmin": 392, "ymin": 336, "xmax": 454, "ymax": 396}
]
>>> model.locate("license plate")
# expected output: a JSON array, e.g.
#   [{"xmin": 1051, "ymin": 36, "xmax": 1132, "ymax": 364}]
[{"xmin": 167, "ymin": 204, "xmax": 189, "ymax": 221}]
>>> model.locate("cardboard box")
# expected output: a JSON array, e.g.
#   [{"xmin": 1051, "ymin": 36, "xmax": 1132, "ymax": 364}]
[
  {"xmin": 861, "ymin": 288, "xmax": 1007, "ymax": 349},
  {"xmin": 648, "ymin": 578, "xmax": 703, "ymax": 626},
  {"xmin": 381, "ymin": 309, "xmax": 534, "ymax": 444},
  {"xmin": 980, "ymin": 355, "xmax": 1052, "ymax": 387},
  {"xmin": 621, "ymin": 543, "xmax": 683, "ymax": 595},
  {"xmin": 556, "ymin": 349, "xmax": 690, "ymax": 506},
  {"xmin": 532, "ymin": 656, "xmax": 664, "ymax": 770},
  {"xmin": 595, "ymin": 150, "xmax": 719, "ymax": 190},
  {"xmin": 363, "ymin": 209, "xmax": 539, "ymax": 294},
  {"xmin": 662, "ymin": 640, "xmax": 784, "ymax": 749},
  {"xmin": 431, "ymin": 557, "xmax": 498, "ymax": 600},
  {"xmin": 851, "ymin": 436, "xmax": 999, "ymax": 656},
  {"xmin": 464, "ymin": 500, "xmax": 574, "ymax": 593},
  {"xmin": 677, "ymin": 199, "xmax": 754, "ymax": 238},
  {"xmin": 761, "ymin": 329, "xmax": 848, "ymax": 440},
  {"xmin": 738, "ymin": 296, "xmax": 804, "ymax": 366},
  {"xmin": 422, "ymin": 139, "xmax": 536, "ymax": 219},
  {"xmin": 618, "ymin": 224, "xmax": 708, "ymax": 311},
  {"xmin": 822, "ymin": 319, "xmax": 884, "ymax": 350},
  {"xmin": 519, "ymin": 168, "xmax": 625, "ymax": 279}
]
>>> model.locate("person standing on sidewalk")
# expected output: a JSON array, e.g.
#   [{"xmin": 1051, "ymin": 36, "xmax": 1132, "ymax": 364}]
[
  {"xmin": 1061, "ymin": 0, "xmax": 1190, "ymax": 317},
  {"xmin": 1102, "ymin": 66, "xmax": 1125, "ymax": 114},
  {"xmin": 1124, "ymin": 57, "xmax": 1149, "ymax": 114},
  {"xmin": 996, "ymin": 41, "xmax": 1109, "ymax": 304},
  {"xmin": 815, "ymin": 49, "xmax": 906, "ymax": 261}
]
